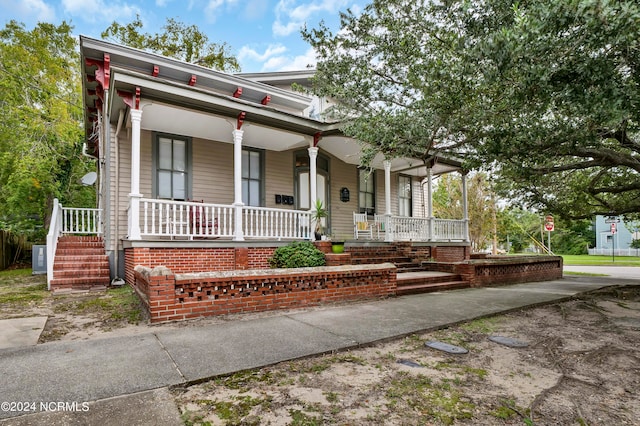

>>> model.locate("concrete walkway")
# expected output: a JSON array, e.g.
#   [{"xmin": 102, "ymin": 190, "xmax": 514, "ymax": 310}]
[{"xmin": 0, "ymin": 274, "xmax": 637, "ymax": 425}]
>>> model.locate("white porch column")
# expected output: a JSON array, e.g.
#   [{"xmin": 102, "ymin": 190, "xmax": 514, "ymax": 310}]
[
  {"xmin": 308, "ymin": 146, "xmax": 318, "ymax": 240},
  {"xmin": 427, "ymin": 166, "xmax": 434, "ymax": 241},
  {"xmin": 128, "ymin": 108, "xmax": 143, "ymax": 240},
  {"xmin": 233, "ymin": 129, "xmax": 245, "ymax": 241},
  {"xmin": 383, "ymin": 160, "xmax": 393, "ymax": 242},
  {"xmin": 461, "ymin": 172, "xmax": 470, "ymax": 242}
]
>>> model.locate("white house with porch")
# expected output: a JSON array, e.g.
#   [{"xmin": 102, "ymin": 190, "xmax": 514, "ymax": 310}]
[{"xmin": 46, "ymin": 36, "xmax": 471, "ymax": 291}]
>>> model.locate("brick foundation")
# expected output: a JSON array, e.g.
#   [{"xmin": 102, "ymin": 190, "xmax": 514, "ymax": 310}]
[
  {"xmin": 134, "ymin": 263, "xmax": 397, "ymax": 323},
  {"xmin": 452, "ymin": 256, "xmax": 564, "ymax": 287}
]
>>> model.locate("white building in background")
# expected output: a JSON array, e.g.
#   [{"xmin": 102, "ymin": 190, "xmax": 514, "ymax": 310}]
[{"xmin": 589, "ymin": 215, "xmax": 639, "ymax": 256}]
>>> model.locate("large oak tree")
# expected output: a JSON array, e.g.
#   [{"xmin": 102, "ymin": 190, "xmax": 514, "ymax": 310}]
[{"xmin": 303, "ymin": 0, "xmax": 640, "ymax": 219}]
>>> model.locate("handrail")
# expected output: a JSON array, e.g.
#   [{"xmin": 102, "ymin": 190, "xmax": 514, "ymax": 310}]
[
  {"xmin": 46, "ymin": 199, "xmax": 62, "ymax": 290},
  {"xmin": 243, "ymin": 205, "xmax": 311, "ymax": 240}
]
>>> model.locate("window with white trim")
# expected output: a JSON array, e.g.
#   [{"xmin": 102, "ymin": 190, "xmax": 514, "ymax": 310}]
[
  {"xmin": 358, "ymin": 169, "xmax": 375, "ymax": 215},
  {"xmin": 398, "ymin": 175, "xmax": 412, "ymax": 216},
  {"xmin": 242, "ymin": 148, "xmax": 263, "ymax": 206},
  {"xmin": 155, "ymin": 135, "xmax": 190, "ymax": 200}
]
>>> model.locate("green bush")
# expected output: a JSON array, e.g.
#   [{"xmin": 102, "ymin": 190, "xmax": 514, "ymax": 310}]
[{"xmin": 268, "ymin": 241, "xmax": 326, "ymax": 268}]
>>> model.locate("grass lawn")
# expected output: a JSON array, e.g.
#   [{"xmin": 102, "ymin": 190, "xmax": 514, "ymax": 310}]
[{"xmin": 562, "ymin": 254, "xmax": 640, "ymax": 267}]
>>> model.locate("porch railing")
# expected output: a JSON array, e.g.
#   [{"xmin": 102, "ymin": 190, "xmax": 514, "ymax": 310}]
[
  {"xmin": 139, "ymin": 199, "xmax": 312, "ymax": 240},
  {"xmin": 387, "ymin": 216, "xmax": 467, "ymax": 242},
  {"xmin": 46, "ymin": 199, "xmax": 102, "ymax": 289},
  {"xmin": 243, "ymin": 206, "xmax": 311, "ymax": 240}
]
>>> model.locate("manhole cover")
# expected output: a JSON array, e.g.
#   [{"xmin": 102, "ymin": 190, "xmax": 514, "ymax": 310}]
[
  {"xmin": 425, "ymin": 341, "xmax": 468, "ymax": 354},
  {"xmin": 488, "ymin": 335, "xmax": 529, "ymax": 348},
  {"xmin": 397, "ymin": 359, "xmax": 422, "ymax": 368}
]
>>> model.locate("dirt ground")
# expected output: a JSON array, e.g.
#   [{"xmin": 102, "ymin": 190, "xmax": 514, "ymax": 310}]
[
  {"xmin": 2, "ymin": 271, "xmax": 639, "ymax": 425},
  {"xmin": 172, "ymin": 286, "xmax": 640, "ymax": 426}
]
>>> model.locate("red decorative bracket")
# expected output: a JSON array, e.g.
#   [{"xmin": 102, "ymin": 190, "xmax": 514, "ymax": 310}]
[
  {"xmin": 237, "ymin": 112, "xmax": 246, "ymax": 130},
  {"xmin": 85, "ymin": 53, "xmax": 110, "ymax": 90},
  {"xmin": 117, "ymin": 87, "xmax": 141, "ymax": 110},
  {"xmin": 261, "ymin": 95, "xmax": 271, "ymax": 105},
  {"xmin": 188, "ymin": 75, "xmax": 197, "ymax": 86},
  {"xmin": 313, "ymin": 132, "xmax": 322, "ymax": 147},
  {"xmin": 233, "ymin": 87, "xmax": 243, "ymax": 98},
  {"xmin": 152, "ymin": 65, "xmax": 159, "ymax": 77}
]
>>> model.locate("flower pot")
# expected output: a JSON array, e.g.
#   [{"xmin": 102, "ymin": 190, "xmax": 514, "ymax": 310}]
[{"xmin": 331, "ymin": 242, "xmax": 345, "ymax": 254}]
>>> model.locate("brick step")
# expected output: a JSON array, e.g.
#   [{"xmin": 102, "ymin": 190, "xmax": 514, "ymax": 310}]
[
  {"xmin": 54, "ymin": 254, "xmax": 109, "ymax": 269},
  {"xmin": 52, "ymin": 268, "xmax": 111, "ymax": 278},
  {"xmin": 350, "ymin": 256, "xmax": 413, "ymax": 265},
  {"xmin": 396, "ymin": 281, "xmax": 470, "ymax": 296},
  {"xmin": 50, "ymin": 276, "xmax": 111, "ymax": 288},
  {"xmin": 55, "ymin": 246, "xmax": 105, "ymax": 253},
  {"xmin": 58, "ymin": 236, "xmax": 103, "ymax": 242},
  {"xmin": 54, "ymin": 262, "xmax": 110, "ymax": 271},
  {"xmin": 396, "ymin": 266, "xmax": 428, "ymax": 273},
  {"xmin": 51, "ymin": 283, "xmax": 109, "ymax": 293}
]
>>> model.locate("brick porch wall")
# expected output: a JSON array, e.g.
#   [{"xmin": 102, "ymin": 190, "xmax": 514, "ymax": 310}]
[
  {"xmin": 124, "ymin": 246, "xmax": 277, "ymax": 285},
  {"xmin": 453, "ymin": 256, "xmax": 564, "ymax": 287},
  {"xmin": 134, "ymin": 263, "xmax": 397, "ymax": 323}
]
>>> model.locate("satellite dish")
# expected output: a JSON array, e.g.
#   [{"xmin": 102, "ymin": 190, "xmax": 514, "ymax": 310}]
[{"xmin": 80, "ymin": 172, "xmax": 97, "ymax": 186}]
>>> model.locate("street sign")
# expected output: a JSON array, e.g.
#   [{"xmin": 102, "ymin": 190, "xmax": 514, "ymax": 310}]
[
  {"xmin": 611, "ymin": 223, "xmax": 617, "ymax": 234},
  {"xmin": 605, "ymin": 216, "xmax": 620, "ymax": 223},
  {"xmin": 544, "ymin": 215, "xmax": 554, "ymax": 232}
]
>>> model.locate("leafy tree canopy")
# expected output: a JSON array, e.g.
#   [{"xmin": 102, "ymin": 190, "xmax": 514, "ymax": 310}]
[
  {"xmin": 102, "ymin": 15, "xmax": 240, "ymax": 72},
  {"xmin": 303, "ymin": 0, "xmax": 640, "ymax": 220},
  {"xmin": 0, "ymin": 21, "xmax": 94, "ymax": 239}
]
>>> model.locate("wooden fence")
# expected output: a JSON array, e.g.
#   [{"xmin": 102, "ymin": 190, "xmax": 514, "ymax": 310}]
[{"xmin": 0, "ymin": 230, "xmax": 28, "ymax": 270}]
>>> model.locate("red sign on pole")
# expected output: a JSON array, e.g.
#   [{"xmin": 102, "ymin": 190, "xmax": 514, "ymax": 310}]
[
  {"xmin": 611, "ymin": 223, "xmax": 617, "ymax": 234},
  {"xmin": 544, "ymin": 215, "xmax": 554, "ymax": 232}
]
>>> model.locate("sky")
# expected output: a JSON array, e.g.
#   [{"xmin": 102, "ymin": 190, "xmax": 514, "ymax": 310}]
[{"xmin": 0, "ymin": 0, "xmax": 366, "ymax": 73}]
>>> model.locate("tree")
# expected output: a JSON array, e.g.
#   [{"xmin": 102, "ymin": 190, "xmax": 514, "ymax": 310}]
[
  {"xmin": 303, "ymin": 0, "xmax": 640, "ymax": 220},
  {"xmin": 102, "ymin": 15, "xmax": 240, "ymax": 72},
  {"xmin": 432, "ymin": 173, "xmax": 494, "ymax": 252},
  {"xmin": 0, "ymin": 21, "xmax": 94, "ymax": 240}
]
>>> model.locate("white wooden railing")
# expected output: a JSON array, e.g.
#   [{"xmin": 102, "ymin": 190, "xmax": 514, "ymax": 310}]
[
  {"xmin": 46, "ymin": 199, "xmax": 103, "ymax": 289},
  {"xmin": 384, "ymin": 216, "xmax": 467, "ymax": 242},
  {"xmin": 139, "ymin": 199, "xmax": 311, "ymax": 240},
  {"xmin": 243, "ymin": 206, "xmax": 311, "ymax": 240},
  {"xmin": 140, "ymin": 199, "xmax": 235, "ymax": 239}
]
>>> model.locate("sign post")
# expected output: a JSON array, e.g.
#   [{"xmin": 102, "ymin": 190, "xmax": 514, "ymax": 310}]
[
  {"xmin": 611, "ymin": 222, "xmax": 617, "ymax": 263},
  {"xmin": 544, "ymin": 215, "xmax": 554, "ymax": 254}
]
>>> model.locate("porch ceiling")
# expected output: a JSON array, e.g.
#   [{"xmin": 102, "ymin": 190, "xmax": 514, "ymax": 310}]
[{"xmin": 139, "ymin": 103, "xmax": 461, "ymax": 176}]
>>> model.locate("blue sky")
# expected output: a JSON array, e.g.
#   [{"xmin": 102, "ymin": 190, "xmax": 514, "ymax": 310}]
[{"xmin": 0, "ymin": 0, "xmax": 365, "ymax": 72}]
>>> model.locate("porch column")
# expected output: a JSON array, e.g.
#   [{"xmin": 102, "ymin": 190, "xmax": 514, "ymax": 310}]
[
  {"xmin": 233, "ymin": 129, "xmax": 245, "ymax": 241},
  {"xmin": 383, "ymin": 160, "xmax": 393, "ymax": 242},
  {"xmin": 308, "ymin": 146, "xmax": 318, "ymax": 241},
  {"xmin": 461, "ymin": 171, "xmax": 470, "ymax": 242},
  {"xmin": 427, "ymin": 166, "xmax": 434, "ymax": 241},
  {"xmin": 128, "ymin": 108, "xmax": 142, "ymax": 240}
]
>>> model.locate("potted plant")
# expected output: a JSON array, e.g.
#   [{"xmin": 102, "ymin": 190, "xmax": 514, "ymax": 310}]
[
  {"xmin": 330, "ymin": 236, "xmax": 346, "ymax": 254},
  {"xmin": 311, "ymin": 199, "xmax": 328, "ymax": 240}
]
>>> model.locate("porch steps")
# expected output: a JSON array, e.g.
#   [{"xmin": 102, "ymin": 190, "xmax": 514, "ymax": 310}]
[
  {"xmin": 50, "ymin": 236, "xmax": 110, "ymax": 292},
  {"xmin": 396, "ymin": 271, "xmax": 469, "ymax": 296},
  {"xmin": 346, "ymin": 244, "xmax": 471, "ymax": 294}
]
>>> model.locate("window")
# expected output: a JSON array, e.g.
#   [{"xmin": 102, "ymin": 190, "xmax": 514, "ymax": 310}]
[
  {"xmin": 398, "ymin": 175, "xmax": 412, "ymax": 216},
  {"xmin": 155, "ymin": 135, "xmax": 190, "ymax": 200},
  {"xmin": 242, "ymin": 148, "xmax": 263, "ymax": 206},
  {"xmin": 358, "ymin": 169, "xmax": 375, "ymax": 215}
]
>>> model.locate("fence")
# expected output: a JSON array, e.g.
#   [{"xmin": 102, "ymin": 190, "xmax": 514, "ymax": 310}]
[{"xmin": 588, "ymin": 248, "xmax": 640, "ymax": 257}]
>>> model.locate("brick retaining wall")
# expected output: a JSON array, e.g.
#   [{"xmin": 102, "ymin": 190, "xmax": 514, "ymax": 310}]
[
  {"xmin": 452, "ymin": 256, "xmax": 563, "ymax": 287},
  {"xmin": 134, "ymin": 263, "xmax": 397, "ymax": 323}
]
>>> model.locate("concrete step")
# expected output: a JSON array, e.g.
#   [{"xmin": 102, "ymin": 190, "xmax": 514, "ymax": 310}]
[
  {"xmin": 396, "ymin": 281, "xmax": 470, "ymax": 296},
  {"xmin": 396, "ymin": 271, "xmax": 470, "ymax": 295}
]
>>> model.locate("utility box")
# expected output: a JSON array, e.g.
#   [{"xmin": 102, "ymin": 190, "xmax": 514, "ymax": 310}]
[{"xmin": 32, "ymin": 245, "xmax": 47, "ymax": 275}]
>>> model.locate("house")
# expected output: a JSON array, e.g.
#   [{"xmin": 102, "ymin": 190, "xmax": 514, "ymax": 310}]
[
  {"xmin": 589, "ymin": 215, "xmax": 639, "ymax": 256},
  {"xmin": 45, "ymin": 37, "xmax": 562, "ymax": 321}
]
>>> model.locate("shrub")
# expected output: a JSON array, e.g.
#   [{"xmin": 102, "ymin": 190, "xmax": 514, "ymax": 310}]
[{"xmin": 268, "ymin": 241, "xmax": 326, "ymax": 268}]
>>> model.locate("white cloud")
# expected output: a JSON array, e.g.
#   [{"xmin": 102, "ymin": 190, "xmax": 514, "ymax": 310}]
[
  {"xmin": 238, "ymin": 44, "xmax": 288, "ymax": 63},
  {"xmin": 261, "ymin": 47, "xmax": 318, "ymax": 72},
  {"xmin": 0, "ymin": 0, "xmax": 56, "ymax": 22},
  {"xmin": 204, "ymin": 0, "xmax": 239, "ymax": 22},
  {"xmin": 273, "ymin": 0, "xmax": 350, "ymax": 36},
  {"xmin": 62, "ymin": 0, "xmax": 140, "ymax": 24},
  {"xmin": 155, "ymin": 0, "xmax": 170, "ymax": 6}
]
